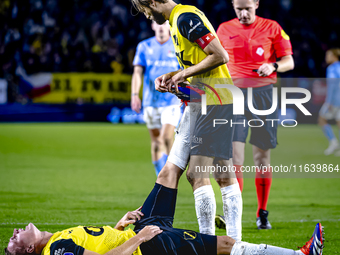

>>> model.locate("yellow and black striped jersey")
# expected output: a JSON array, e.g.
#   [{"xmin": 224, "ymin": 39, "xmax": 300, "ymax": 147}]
[
  {"xmin": 169, "ymin": 4, "xmax": 234, "ymax": 105},
  {"xmin": 41, "ymin": 226, "xmax": 142, "ymax": 255}
]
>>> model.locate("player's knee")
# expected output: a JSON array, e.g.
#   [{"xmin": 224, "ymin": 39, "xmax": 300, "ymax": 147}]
[
  {"xmin": 151, "ymin": 139, "xmax": 162, "ymax": 153},
  {"xmin": 162, "ymin": 136, "xmax": 173, "ymax": 149},
  {"xmin": 318, "ymin": 116, "xmax": 327, "ymax": 126},
  {"xmin": 157, "ymin": 162, "xmax": 182, "ymax": 183},
  {"xmin": 186, "ymin": 170, "xmax": 195, "ymax": 186}
]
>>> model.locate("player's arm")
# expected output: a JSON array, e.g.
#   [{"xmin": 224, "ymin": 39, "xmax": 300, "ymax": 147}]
[
  {"xmin": 165, "ymin": 38, "xmax": 229, "ymax": 93},
  {"xmin": 131, "ymin": 65, "xmax": 143, "ymax": 113},
  {"xmin": 159, "ymin": 13, "xmax": 229, "ymax": 93},
  {"xmin": 83, "ymin": 226, "xmax": 162, "ymax": 255},
  {"xmin": 180, "ymin": 37, "xmax": 229, "ymax": 77},
  {"xmin": 114, "ymin": 206, "xmax": 144, "ymax": 231},
  {"xmin": 257, "ymin": 55, "xmax": 294, "ymax": 77}
]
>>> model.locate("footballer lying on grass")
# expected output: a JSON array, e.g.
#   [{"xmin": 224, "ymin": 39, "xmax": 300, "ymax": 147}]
[{"xmin": 5, "ymin": 170, "xmax": 324, "ymax": 255}]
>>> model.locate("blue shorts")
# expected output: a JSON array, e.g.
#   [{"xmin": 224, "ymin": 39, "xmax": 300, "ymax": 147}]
[
  {"xmin": 233, "ymin": 84, "xmax": 278, "ymax": 150},
  {"xmin": 134, "ymin": 184, "xmax": 217, "ymax": 255}
]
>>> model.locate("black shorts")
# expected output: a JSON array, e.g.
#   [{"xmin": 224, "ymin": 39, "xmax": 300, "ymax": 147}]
[
  {"xmin": 135, "ymin": 216, "xmax": 217, "ymax": 255},
  {"xmin": 191, "ymin": 104, "xmax": 235, "ymax": 160},
  {"xmin": 233, "ymin": 84, "xmax": 278, "ymax": 150},
  {"xmin": 134, "ymin": 184, "xmax": 217, "ymax": 255}
]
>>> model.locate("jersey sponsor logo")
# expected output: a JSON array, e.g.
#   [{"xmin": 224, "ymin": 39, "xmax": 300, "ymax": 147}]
[
  {"xmin": 188, "ymin": 21, "xmax": 202, "ymax": 34},
  {"xmin": 192, "ymin": 135, "xmax": 202, "ymax": 144},
  {"xmin": 229, "ymin": 35, "xmax": 239, "ymax": 40},
  {"xmin": 83, "ymin": 226, "xmax": 104, "ymax": 236},
  {"xmin": 167, "ymin": 50, "xmax": 176, "ymax": 58},
  {"xmin": 191, "ymin": 145, "xmax": 200, "ymax": 150},
  {"xmin": 256, "ymin": 47, "xmax": 264, "ymax": 56},
  {"xmin": 54, "ymin": 248, "xmax": 65, "ymax": 255},
  {"xmin": 147, "ymin": 59, "xmax": 178, "ymax": 68},
  {"xmin": 281, "ymin": 29, "xmax": 290, "ymax": 40},
  {"xmin": 183, "ymin": 231, "xmax": 197, "ymax": 240}
]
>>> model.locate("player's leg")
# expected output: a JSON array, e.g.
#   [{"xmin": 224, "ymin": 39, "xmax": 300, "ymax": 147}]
[
  {"xmin": 148, "ymin": 128, "xmax": 163, "ymax": 175},
  {"xmin": 186, "ymin": 155, "xmax": 216, "ymax": 235},
  {"xmin": 334, "ymin": 111, "xmax": 340, "ymax": 156},
  {"xmin": 221, "ymin": 223, "xmax": 324, "ymax": 255},
  {"xmin": 160, "ymin": 105, "xmax": 182, "ymax": 155},
  {"xmin": 161, "ymin": 102, "xmax": 200, "ymax": 189},
  {"xmin": 232, "ymin": 111, "xmax": 249, "ymax": 193},
  {"xmin": 213, "ymin": 158, "xmax": 242, "ymax": 241},
  {"xmin": 232, "ymin": 141, "xmax": 246, "ymax": 192},
  {"xmin": 190, "ymin": 104, "xmax": 242, "ymax": 238},
  {"xmin": 212, "ymin": 109, "xmax": 242, "ymax": 241},
  {"xmin": 144, "ymin": 107, "xmax": 165, "ymax": 175},
  {"xmin": 154, "ymin": 105, "xmax": 182, "ymax": 172},
  {"xmin": 318, "ymin": 103, "xmax": 338, "ymax": 155},
  {"xmin": 137, "ymin": 104, "xmax": 198, "ymax": 225},
  {"xmin": 248, "ymin": 84, "xmax": 277, "ymax": 229},
  {"xmin": 186, "ymin": 103, "xmax": 218, "ymax": 236},
  {"xmin": 252, "ymin": 145, "xmax": 272, "ymax": 229}
]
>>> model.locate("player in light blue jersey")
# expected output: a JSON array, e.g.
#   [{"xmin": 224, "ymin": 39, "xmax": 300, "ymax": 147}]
[
  {"xmin": 131, "ymin": 21, "xmax": 182, "ymax": 176},
  {"xmin": 318, "ymin": 48, "xmax": 340, "ymax": 156}
]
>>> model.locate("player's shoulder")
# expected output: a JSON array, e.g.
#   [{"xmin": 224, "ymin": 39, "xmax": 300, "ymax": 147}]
[{"xmin": 327, "ymin": 61, "xmax": 340, "ymax": 74}]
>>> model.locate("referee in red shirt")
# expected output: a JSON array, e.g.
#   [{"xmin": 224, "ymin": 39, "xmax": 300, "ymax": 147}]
[{"xmin": 216, "ymin": 0, "xmax": 294, "ymax": 229}]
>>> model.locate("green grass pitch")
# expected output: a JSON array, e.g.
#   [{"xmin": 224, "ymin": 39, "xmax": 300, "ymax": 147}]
[{"xmin": 0, "ymin": 123, "xmax": 339, "ymax": 253}]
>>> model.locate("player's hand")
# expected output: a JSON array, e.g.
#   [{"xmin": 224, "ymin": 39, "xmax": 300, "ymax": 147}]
[
  {"xmin": 131, "ymin": 95, "xmax": 141, "ymax": 113},
  {"xmin": 114, "ymin": 206, "xmax": 144, "ymax": 230},
  {"xmin": 155, "ymin": 70, "xmax": 182, "ymax": 93},
  {"xmin": 257, "ymin": 63, "xmax": 276, "ymax": 77},
  {"xmin": 155, "ymin": 72, "xmax": 174, "ymax": 93},
  {"xmin": 138, "ymin": 225, "xmax": 163, "ymax": 242},
  {"xmin": 165, "ymin": 71, "xmax": 187, "ymax": 94}
]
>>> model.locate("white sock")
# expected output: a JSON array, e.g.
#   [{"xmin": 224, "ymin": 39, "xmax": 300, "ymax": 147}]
[
  {"xmin": 231, "ymin": 241, "xmax": 303, "ymax": 255},
  {"xmin": 221, "ymin": 183, "xmax": 243, "ymax": 241},
  {"xmin": 193, "ymin": 185, "xmax": 216, "ymax": 235}
]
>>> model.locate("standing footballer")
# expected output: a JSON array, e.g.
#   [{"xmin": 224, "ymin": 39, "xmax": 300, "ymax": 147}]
[
  {"xmin": 217, "ymin": 0, "xmax": 294, "ymax": 229},
  {"xmin": 131, "ymin": 21, "xmax": 182, "ymax": 176},
  {"xmin": 131, "ymin": 0, "xmax": 243, "ymax": 241}
]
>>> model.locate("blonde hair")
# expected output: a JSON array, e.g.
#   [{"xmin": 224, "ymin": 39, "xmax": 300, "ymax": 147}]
[{"xmin": 327, "ymin": 48, "xmax": 340, "ymax": 59}]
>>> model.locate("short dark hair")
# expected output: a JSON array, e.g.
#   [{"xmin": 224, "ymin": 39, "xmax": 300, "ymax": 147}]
[{"xmin": 131, "ymin": 0, "xmax": 168, "ymax": 12}]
